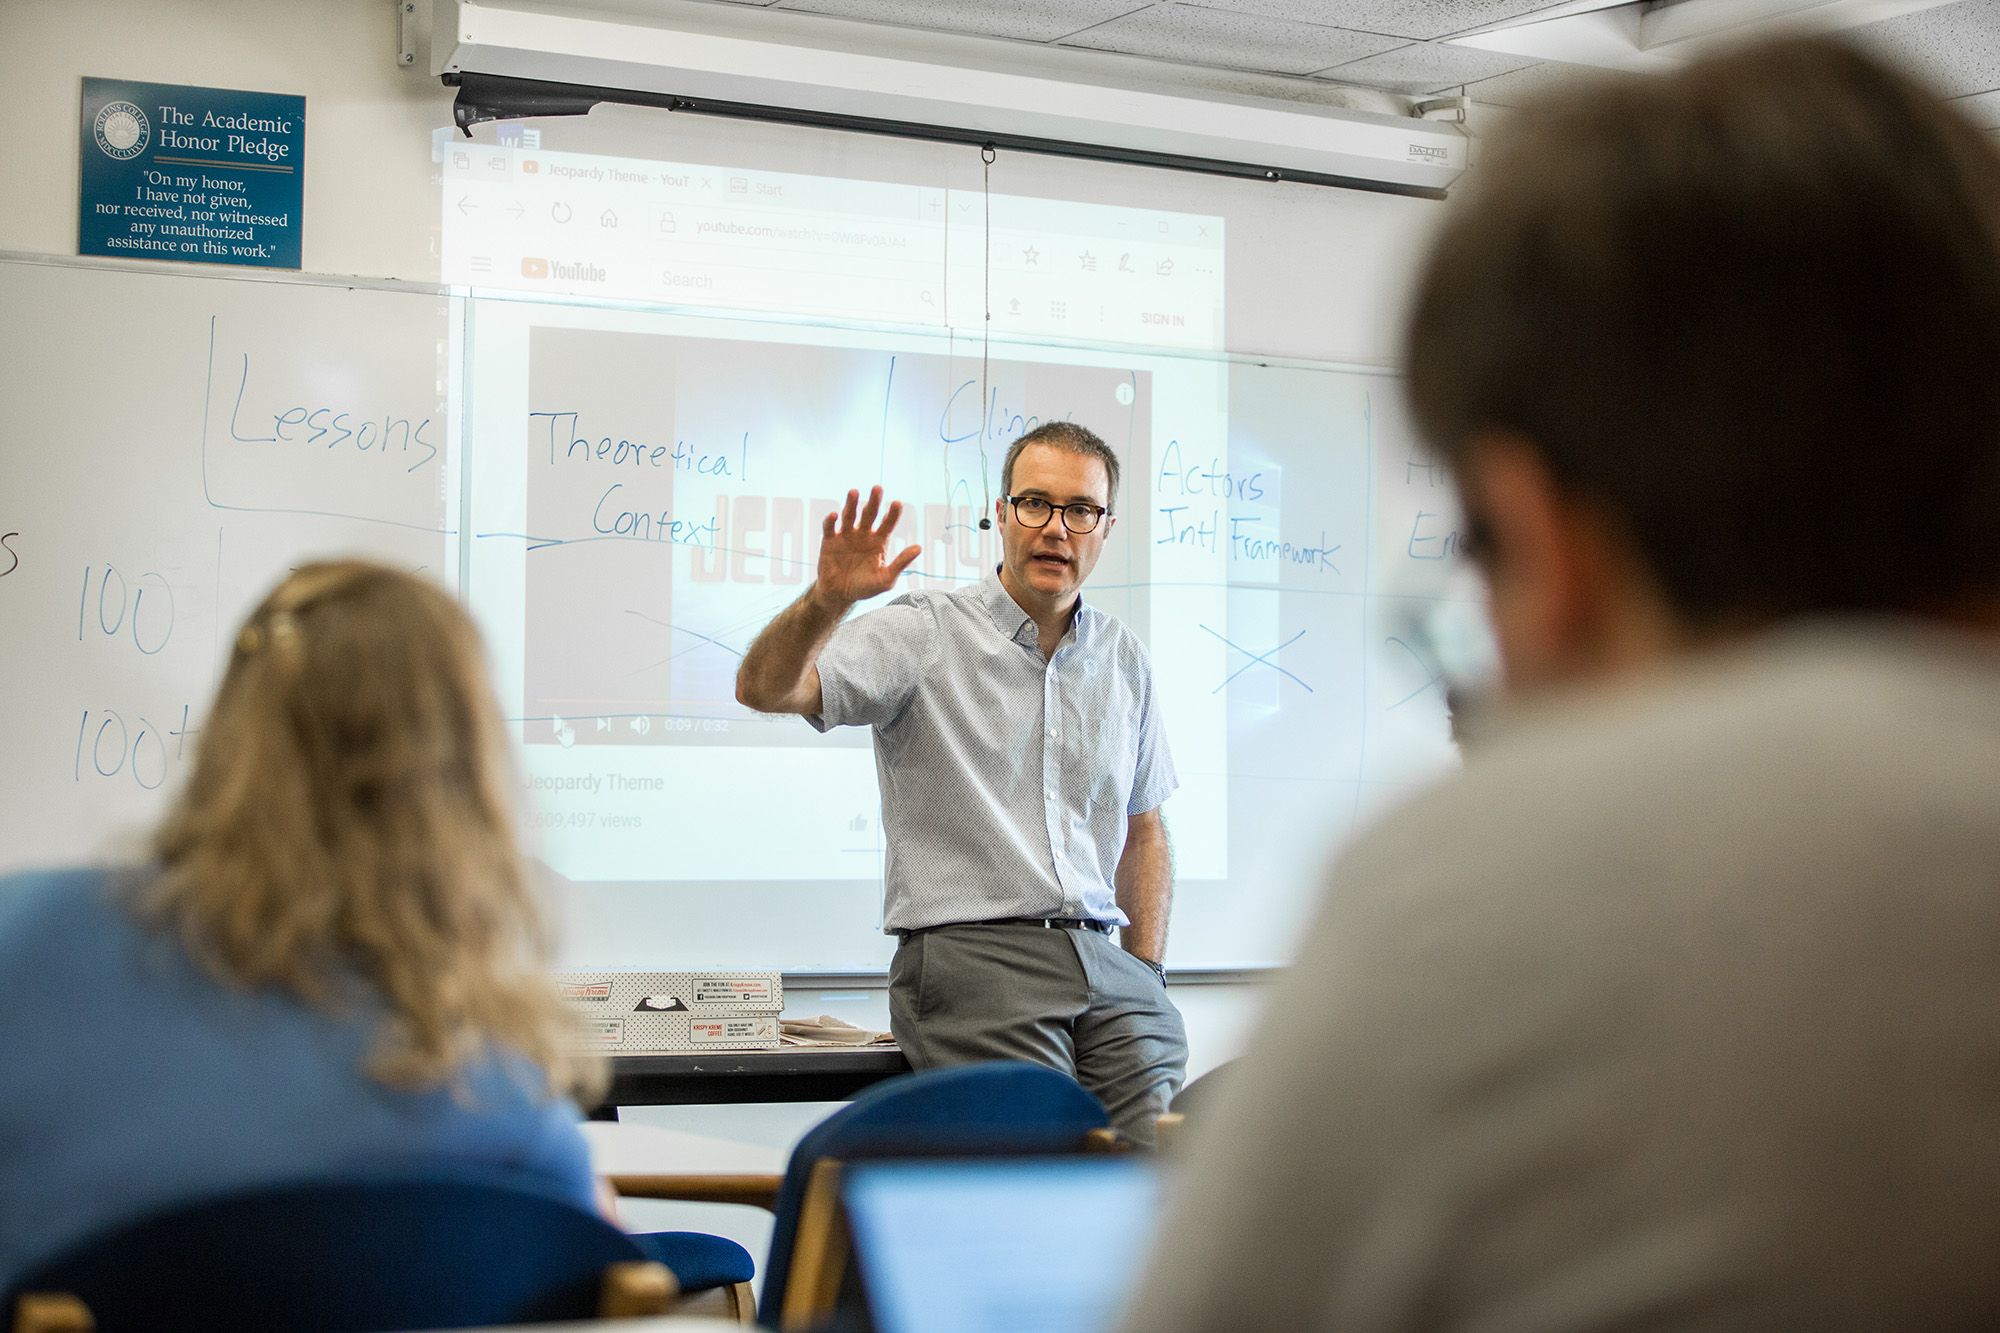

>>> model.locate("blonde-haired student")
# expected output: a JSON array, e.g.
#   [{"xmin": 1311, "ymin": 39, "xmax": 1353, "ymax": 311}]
[{"xmin": 0, "ymin": 561, "xmax": 602, "ymax": 1290}]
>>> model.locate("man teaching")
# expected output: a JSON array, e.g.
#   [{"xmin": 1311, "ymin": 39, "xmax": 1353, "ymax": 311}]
[{"xmin": 735, "ymin": 421, "xmax": 1186, "ymax": 1143}]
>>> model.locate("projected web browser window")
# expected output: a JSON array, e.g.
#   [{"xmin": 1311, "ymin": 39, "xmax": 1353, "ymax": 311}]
[
  {"xmin": 464, "ymin": 303, "xmax": 1225, "ymax": 890},
  {"xmin": 439, "ymin": 138, "xmax": 1224, "ymax": 350}
]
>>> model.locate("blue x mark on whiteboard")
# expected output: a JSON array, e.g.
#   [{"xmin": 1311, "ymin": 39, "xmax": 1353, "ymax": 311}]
[{"xmin": 1200, "ymin": 624, "xmax": 1314, "ymax": 695}]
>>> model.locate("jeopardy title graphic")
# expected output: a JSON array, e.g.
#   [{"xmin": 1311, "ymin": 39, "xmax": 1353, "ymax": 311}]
[{"xmin": 79, "ymin": 76, "xmax": 305, "ymax": 270}]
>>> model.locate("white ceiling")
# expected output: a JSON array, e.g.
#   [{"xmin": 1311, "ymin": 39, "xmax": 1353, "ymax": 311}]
[{"xmin": 695, "ymin": 0, "xmax": 2000, "ymax": 120}]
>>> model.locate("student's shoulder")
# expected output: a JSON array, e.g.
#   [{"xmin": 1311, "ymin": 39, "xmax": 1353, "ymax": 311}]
[
  {"xmin": 0, "ymin": 864, "xmax": 133, "ymax": 942},
  {"xmin": 436, "ymin": 1051, "xmax": 596, "ymax": 1195},
  {"xmin": 0, "ymin": 867, "xmax": 159, "ymax": 1031},
  {"xmin": 1333, "ymin": 632, "xmax": 1997, "ymax": 931}
]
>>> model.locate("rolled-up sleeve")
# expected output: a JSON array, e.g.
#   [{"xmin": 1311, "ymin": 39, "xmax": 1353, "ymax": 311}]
[
  {"xmin": 807, "ymin": 596, "xmax": 938, "ymax": 732},
  {"xmin": 1127, "ymin": 650, "xmax": 1178, "ymax": 816}
]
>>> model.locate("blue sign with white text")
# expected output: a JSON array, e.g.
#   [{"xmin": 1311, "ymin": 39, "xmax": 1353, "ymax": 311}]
[{"xmin": 79, "ymin": 77, "xmax": 305, "ymax": 269}]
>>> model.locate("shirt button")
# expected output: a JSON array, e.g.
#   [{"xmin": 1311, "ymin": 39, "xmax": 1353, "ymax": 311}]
[
  {"xmin": 1045, "ymin": 789, "xmax": 1057, "ymax": 801},
  {"xmin": 1047, "ymin": 729, "xmax": 1058, "ymax": 740}
]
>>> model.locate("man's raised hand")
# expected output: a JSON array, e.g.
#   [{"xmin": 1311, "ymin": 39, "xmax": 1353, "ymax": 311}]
[{"xmin": 814, "ymin": 486, "xmax": 922, "ymax": 609}]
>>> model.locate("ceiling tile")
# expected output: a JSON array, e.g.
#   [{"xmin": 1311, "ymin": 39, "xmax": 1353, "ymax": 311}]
[
  {"xmin": 1850, "ymin": 0, "xmax": 2000, "ymax": 100},
  {"xmin": 1177, "ymin": 0, "xmax": 1589, "ymax": 42},
  {"xmin": 1058, "ymin": 4, "xmax": 1403, "ymax": 76},
  {"xmin": 771, "ymin": 0, "xmax": 1151, "ymax": 44},
  {"xmin": 1951, "ymin": 87, "xmax": 2000, "ymax": 127},
  {"xmin": 1315, "ymin": 40, "xmax": 1537, "ymax": 93}
]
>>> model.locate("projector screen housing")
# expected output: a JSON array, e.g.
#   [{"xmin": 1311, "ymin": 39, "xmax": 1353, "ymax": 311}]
[{"xmin": 432, "ymin": 0, "xmax": 1468, "ymax": 198}]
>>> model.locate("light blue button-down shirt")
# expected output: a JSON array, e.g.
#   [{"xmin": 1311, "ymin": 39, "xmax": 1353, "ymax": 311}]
[{"xmin": 810, "ymin": 568, "xmax": 1177, "ymax": 934}]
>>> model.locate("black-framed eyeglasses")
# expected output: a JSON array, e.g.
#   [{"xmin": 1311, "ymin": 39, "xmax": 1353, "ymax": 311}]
[{"xmin": 1004, "ymin": 495, "xmax": 1109, "ymax": 534}]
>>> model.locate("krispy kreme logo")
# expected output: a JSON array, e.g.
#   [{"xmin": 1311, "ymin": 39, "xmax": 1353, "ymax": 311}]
[{"xmin": 560, "ymin": 981, "xmax": 612, "ymax": 1001}]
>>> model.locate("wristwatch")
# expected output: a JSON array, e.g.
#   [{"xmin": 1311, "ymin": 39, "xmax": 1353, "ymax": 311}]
[{"xmin": 1138, "ymin": 956, "xmax": 1167, "ymax": 985}]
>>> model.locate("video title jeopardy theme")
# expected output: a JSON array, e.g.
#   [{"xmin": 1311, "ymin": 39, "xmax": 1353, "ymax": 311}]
[{"xmin": 79, "ymin": 77, "xmax": 305, "ymax": 269}]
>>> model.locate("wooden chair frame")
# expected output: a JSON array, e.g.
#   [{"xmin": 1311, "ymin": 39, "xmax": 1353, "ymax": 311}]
[
  {"xmin": 606, "ymin": 1174, "xmax": 777, "ymax": 1324},
  {"xmin": 603, "ymin": 1084, "xmax": 1131, "ymax": 1327},
  {"xmin": 12, "ymin": 1262, "xmax": 676, "ymax": 1333}
]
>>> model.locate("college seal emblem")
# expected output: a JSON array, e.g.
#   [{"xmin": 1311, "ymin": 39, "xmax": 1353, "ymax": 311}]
[{"xmin": 94, "ymin": 101, "xmax": 149, "ymax": 160}]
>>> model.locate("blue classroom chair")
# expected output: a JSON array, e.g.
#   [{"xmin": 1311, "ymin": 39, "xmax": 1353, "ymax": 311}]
[
  {"xmin": 5, "ymin": 1167, "xmax": 752, "ymax": 1332},
  {"xmin": 612, "ymin": 1061, "xmax": 1118, "ymax": 1331}
]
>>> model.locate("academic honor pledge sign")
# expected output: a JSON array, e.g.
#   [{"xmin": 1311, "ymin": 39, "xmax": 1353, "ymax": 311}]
[{"xmin": 79, "ymin": 77, "xmax": 305, "ymax": 270}]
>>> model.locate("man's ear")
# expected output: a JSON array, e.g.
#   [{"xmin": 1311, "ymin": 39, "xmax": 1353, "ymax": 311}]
[{"xmin": 1462, "ymin": 437, "xmax": 1626, "ymax": 691}]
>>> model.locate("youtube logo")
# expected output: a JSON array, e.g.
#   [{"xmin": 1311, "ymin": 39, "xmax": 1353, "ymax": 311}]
[{"xmin": 520, "ymin": 257, "xmax": 549, "ymax": 279}]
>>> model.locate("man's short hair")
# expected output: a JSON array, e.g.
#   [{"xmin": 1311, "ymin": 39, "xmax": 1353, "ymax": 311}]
[
  {"xmin": 1405, "ymin": 37, "xmax": 2000, "ymax": 625},
  {"xmin": 1001, "ymin": 421, "xmax": 1121, "ymax": 514}
]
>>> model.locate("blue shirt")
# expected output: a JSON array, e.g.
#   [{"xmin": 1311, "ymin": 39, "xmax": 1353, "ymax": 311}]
[
  {"xmin": 811, "ymin": 569, "xmax": 1177, "ymax": 933},
  {"xmin": 0, "ymin": 867, "xmax": 596, "ymax": 1291}
]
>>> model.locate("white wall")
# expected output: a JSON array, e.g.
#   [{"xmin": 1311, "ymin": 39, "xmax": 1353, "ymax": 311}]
[{"xmin": 0, "ymin": 0, "xmax": 453, "ymax": 282}]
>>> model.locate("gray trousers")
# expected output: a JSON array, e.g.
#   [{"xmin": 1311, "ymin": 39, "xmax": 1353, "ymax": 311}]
[{"xmin": 887, "ymin": 923, "xmax": 1189, "ymax": 1147}]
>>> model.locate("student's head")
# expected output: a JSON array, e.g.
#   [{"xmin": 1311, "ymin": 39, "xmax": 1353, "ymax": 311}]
[
  {"xmin": 1406, "ymin": 37, "xmax": 2000, "ymax": 694},
  {"xmin": 149, "ymin": 560, "xmax": 598, "ymax": 1099},
  {"xmin": 996, "ymin": 422, "xmax": 1121, "ymax": 608}
]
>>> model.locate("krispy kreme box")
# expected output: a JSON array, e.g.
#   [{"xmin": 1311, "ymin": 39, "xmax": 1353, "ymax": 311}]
[{"xmin": 554, "ymin": 971, "xmax": 782, "ymax": 1053}]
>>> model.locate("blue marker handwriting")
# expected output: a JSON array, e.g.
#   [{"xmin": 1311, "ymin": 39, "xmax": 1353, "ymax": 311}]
[
  {"xmin": 1386, "ymin": 635, "xmax": 1446, "ymax": 709},
  {"xmin": 1227, "ymin": 517, "xmax": 1340, "ymax": 575},
  {"xmin": 1158, "ymin": 507, "xmax": 1340, "ymax": 574},
  {"xmin": 534, "ymin": 410, "xmax": 749, "ymax": 479},
  {"xmin": 73, "ymin": 703, "xmax": 195, "ymax": 791},
  {"xmin": 227, "ymin": 352, "xmax": 439, "ymax": 474},
  {"xmin": 939, "ymin": 380, "xmax": 1046, "ymax": 446},
  {"xmin": 77, "ymin": 563, "xmax": 174, "ymax": 656},
  {"xmin": 592, "ymin": 482, "xmax": 721, "ymax": 547},
  {"xmin": 1200, "ymin": 624, "xmax": 1314, "ymax": 695},
  {"xmin": 1156, "ymin": 440, "xmax": 1265, "ymax": 502},
  {"xmin": 1406, "ymin": 510, "xmax": 1467, "ymax": 561},
  {"xmin": 1405, "ymin": 455, "xmax": 1450, "ymax": 489}
]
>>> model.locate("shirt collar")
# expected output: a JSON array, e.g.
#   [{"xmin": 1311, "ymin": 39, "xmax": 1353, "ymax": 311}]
[{"xmin": 976, "ymin": 566, "xmax": 1090, "ymax": 646}]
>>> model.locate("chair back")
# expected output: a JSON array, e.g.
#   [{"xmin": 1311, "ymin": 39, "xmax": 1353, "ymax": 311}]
[
  {"xmin": 8, "ymin": 1169, "xmax": 657, "ymax": 1332},
  {"xmin": 759, "ymin": 1061, "xmax": 1109, "ymax": 1328},
  {"xmin": 1169, "ymin": 1060, "xmax": 1234, "ymax": 1118}
]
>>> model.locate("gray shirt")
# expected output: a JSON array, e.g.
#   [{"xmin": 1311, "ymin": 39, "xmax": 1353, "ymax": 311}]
[
  {"xmin": 1125, "ymin": 624, "xmax": 2000, "ymax": 1332},
  {"xmin": 810, "ymin": 569, "xmax": 1176, "ymax": 934}
]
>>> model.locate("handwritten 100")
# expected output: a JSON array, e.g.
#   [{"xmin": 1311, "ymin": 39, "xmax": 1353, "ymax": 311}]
[
  {"xmin": 78, "ymin": 564, "xmax": 174, "ymax": 655},
  {"xmin": 73, "ymin": 706, "xmax": 193, "ymax": 790}
]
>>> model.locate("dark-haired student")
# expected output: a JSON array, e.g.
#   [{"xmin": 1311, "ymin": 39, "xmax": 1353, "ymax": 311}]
[{"xmin": 1128, "ymin": 36, "xmax": 2000, "ymax": 1331}]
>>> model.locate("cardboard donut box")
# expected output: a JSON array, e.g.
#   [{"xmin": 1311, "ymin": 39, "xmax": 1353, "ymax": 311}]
[{"xmin": 555, "ymin": 971, "xmax": 784, "ymax": 1053}]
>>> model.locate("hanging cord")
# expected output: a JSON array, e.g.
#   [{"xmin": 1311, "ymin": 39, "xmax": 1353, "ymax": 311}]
[{"xmin": 977, "ymin": 143, "xmax": 997, "ymax": 531}]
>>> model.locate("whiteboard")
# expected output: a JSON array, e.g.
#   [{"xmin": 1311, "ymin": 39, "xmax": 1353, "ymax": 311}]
[
  {"xmin": 461, "ymin": 293, "xmax": 1477, "ymax": 973},
  {"xmin": 0, "ymin": 252, "xmax": 1476, "ymax": 974},
  {"xmin": 0, "ymin": 254, "xmax": 459, "ymax": 872}
]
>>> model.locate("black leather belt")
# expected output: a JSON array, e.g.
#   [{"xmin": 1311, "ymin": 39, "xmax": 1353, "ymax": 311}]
[{"xmin": 898, "ymin": 916, "xmax": 1113, "ymax": 940}]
